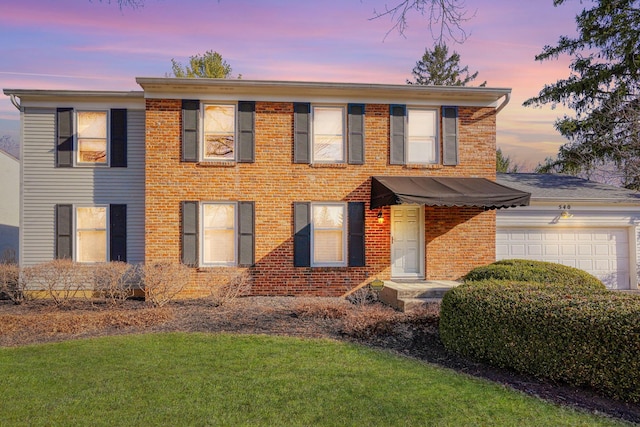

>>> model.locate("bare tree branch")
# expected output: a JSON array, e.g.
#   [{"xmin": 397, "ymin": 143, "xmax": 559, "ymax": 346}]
[{"xmin": 371, "ymin": 0, "xmax": 473, "ymax": 43}]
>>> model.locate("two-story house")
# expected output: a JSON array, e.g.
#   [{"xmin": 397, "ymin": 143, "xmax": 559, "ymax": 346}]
[{"xmin": 4, "ymin": 79, "xmax": 529, "ymax": 297}]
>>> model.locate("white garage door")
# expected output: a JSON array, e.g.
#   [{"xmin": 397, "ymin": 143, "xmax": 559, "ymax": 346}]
[{"xmin": 496, "ymin": 228, "xmax": 630, "ymax": 290}]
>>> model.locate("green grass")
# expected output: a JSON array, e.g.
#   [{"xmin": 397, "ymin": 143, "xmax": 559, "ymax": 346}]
[{"xmin": 0, "ymin": 333, "xmax": 624, "ymax": 426}]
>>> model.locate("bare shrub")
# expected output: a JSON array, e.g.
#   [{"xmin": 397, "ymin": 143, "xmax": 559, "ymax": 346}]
[
  {"xmin": 203, "ymin": 268, "xmax": 252, "ymax": 306},
  {"xmin": 142, "ymin": 262, "xmax": 190, "ymax": 307},
  {"xmin": 22, "ymin": 260, "xmax": 92, "ymax": 306},
  {"xmin": 0, "ymin": 248, "xmax": 17, "ymax": 264},
  {"xmin": 345, "ymin": 285, "xmax": 379, "ymax": 306},
  {"xmin": 340, "ymin": 304, "xmax": 400, "ymax": 339},
  {"xmin": 292, "ymin": 298, "xmax": 350, "ymax": 320},
  {"xmin": 93, "ymin": 262, "xmax": 137, "ymax": 306},
  {"xmin": 0, "ymin": 262, "xmax": 26, "ymax": 304}
]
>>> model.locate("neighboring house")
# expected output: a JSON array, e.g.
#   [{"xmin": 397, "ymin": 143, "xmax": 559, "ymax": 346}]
[
  {"xmin": 0, "ymin": 148, "xmax": 19, "ymax": 261},
  {"xmin": 3, "ymin": 79, "xmax": 529, "ymax": 297},
  {"xmin": 496, "ymin": 173, "xmax": 640, "ymax": 290}
]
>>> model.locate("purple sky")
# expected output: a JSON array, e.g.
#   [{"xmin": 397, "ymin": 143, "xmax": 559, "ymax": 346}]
[{"xmin": 0, "ymin": 0, "xmax": 585, "ymax": 167}]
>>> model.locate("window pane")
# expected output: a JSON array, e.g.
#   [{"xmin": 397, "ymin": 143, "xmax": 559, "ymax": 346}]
[
  {"xmin": 204, "ymin": 230, "xmax": 235, "ymax": 263},
  {"xmin": 203, "ymin": 204, "xmax": 234, "ymax": 228},
  {"xmin": 314, "ymin": 230, "xmax": 344, "ymax": 263},
  {"xmin": 77, "ymin": 111, "xmax": 107, "ymax": 164},
  {"xmin": 77, "ymin": 230, "xmax": 107, "ymax": 263},
  {"xmin": 203, "ymin": 203, "xmax": 236, "ymax": 264},
  {"xmin": 408, "ymin": 109, "xmax": 436, "ymax": 137},
  {"xmin": 77, "ymin": 207, "xmax": 107, "ymax": 229},
  {"xmin": 313, "ymin": 205, "xmax": 344, "ymax": 228},
  {"xmin": 78, "ymin": 111, "xmax": 107, "ymax": 139},
  {"xmin": 204, "ymin": 105, "xmax": 235, "ymax": 160},
  {"xmin": 408, "ymin": 138, "xmax": 436, "ymax": 163},
  {"xmin": 313, "ymin": 107, "xmax": 344, "ymax": 162}
]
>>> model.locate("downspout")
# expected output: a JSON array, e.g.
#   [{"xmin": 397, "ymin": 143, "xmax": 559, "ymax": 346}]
[
  {"xmin": 495, "ymin": 92, "xmax": 511, "ymax": 114},
  {"xmin": 9, "ymin": 94, "xmax": 21, "ymax": 110}
]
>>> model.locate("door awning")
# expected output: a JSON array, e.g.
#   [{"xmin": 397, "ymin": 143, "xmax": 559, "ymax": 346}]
[{"xmin": 370, "ymin": 176, "xmax": 531, "ymax": 210}]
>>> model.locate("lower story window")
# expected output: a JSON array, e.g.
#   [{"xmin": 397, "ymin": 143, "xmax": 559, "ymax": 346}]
[
  {"xmin": 76, "ymin": 206, "xmax": 107, "ymax": 263},
  {"xmin": 202, "ymin": 202, "xmax": 236, "ymax": 265},
  {"xmin": 311, "ymin": 203, "xmax": 346, "ymax": 267}
]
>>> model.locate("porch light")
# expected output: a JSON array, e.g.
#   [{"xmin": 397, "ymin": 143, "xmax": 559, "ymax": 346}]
[
  {"xmin": 560, "ymin": 210, "xmax": 574, "ymax": 219},
  {"xmin": 377, "ymin": 209, "xmax": 384, "ymax": 224}
]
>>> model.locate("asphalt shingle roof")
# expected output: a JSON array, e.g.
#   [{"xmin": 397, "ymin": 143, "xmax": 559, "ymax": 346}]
[{"xmin": 496, "ymin": 173, "xmax": 640, "ymax": 204}]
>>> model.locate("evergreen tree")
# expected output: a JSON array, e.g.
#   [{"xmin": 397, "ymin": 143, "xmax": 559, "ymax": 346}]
[
  {"xmin": 496, "ymin": 148, "xmax": 519, "ymax": 173},
  {"xmin": 524, "ymin": 0, "xmax": 640, "ymax": 189},
  {"xmin": 407, "ymin": 43, "xmax": 485, "ymax": 86}
]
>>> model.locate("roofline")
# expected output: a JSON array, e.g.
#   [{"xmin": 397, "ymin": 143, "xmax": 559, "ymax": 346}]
[
  {"xmin": 135, "ymin": 77, "xmax": 511, "ymax": 104},
  {"xmin": 529, "ymin": 197, "xmax": 640, "ymax": 205},
  {"xmin": 0, "ymin": 148, "xmax": 19, "ymax": 162},
  {"xmin": 3, "ymin": 89, "xmax": 144, "ymax": 98}
]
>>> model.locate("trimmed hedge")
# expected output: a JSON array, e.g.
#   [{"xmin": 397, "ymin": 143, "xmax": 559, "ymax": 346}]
[
  {"xmin": 463, "ymin": 259, "xmax": 606, "ymax": 291},
  {"xmin": 440, "ymin": 282, "xmax": 640, "ymax": 402}
]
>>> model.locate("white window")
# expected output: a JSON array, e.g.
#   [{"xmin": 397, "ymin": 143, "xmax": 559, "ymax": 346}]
[
  {"xmin": 77, "ymin": 111, "xmax": 108, "ymax": 165},
  {"xmin": 312, "ymin": 106, "xmax": 345, "ymax": 163},
  {"xmin": 76, "ymin": 206, "xmax": 108, "ymax": 263},
  {"xmin": 311, "ymin": 203, "xmax": 346, "ymax": 267},
  {"xmin": 407, "ymin": 108, "xmax": 437, "ymax": 164},
  {"xmin": 203, "ymin": 104, "xmax": 236, "ymax": 161},
  {"xmin": 202, "ymin": 202, "xmax": 237, "ymax": 265}
]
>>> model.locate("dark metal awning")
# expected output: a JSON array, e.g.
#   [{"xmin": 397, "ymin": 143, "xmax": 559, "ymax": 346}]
[{"xmin": 370, "ymin": 176, "xmax": 531, "ymax": 210}]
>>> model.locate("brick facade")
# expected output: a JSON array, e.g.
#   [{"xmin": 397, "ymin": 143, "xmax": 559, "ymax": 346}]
[{"xmin": 145, "ymin": 99, "xmax": 498, "ymax": 297}]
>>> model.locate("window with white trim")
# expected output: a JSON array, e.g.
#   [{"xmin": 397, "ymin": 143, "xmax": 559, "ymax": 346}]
[
  {"xmin": 75, "ymin": 206, "xmax": 108, "ymax": 263},
  {"xmin": 407, "ymin": 108, "xmax": 438, "ymax": 164},
  {"xmin": 311, "ymin": 203, "xmax": 347, "ymax": 266},
  {"xmin": 203, "ymin": 104, "xmax": 236, "ymax": 161},
  {"xmin": 77, "ymin": 111, "xmax": 108, "ymax": 165},
  {"xmin": 202, "ymin": 202, "xmax": 237, "ymax": 265},
  {"xmin": 312, "ymin": 106, "xmax": 345, "ymax": 163}
]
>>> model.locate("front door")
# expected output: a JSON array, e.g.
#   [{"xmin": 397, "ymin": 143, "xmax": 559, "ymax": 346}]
[{"xmin": 391, "ymin": 205, "xmax": 425, "ymax": 279}]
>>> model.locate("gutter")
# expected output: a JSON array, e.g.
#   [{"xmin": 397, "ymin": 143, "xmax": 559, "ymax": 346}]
[{"xmin": 495, "ymin": 92, "xmax": 511, "ymax": 114}]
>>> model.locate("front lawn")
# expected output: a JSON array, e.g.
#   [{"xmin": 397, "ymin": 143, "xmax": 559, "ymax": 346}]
[{"xmin": 0, "ymin": 333, "xmax": 623, "ymax": 426}]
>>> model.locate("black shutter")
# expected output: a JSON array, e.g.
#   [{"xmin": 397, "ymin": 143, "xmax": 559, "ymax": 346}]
[
  {"xmin": 55, "ymin": 204, "xmax": 73, "ymax": 259},
  {"xmin": 182, "ymin": 100, "xmax": 199, "ymax": 162},
  {"xmin": 293, "ymin": 103, "xmax": 310, "ymax": 164},
  {"xmin": 348, "ymin": 104, "xmax": 365, "ymax": 165},
  {"xmin": 238, "ymin": 201, "xmax": 255, "ymax": 266},
  {"xmin": 181, "ymin": 201, "xmax": 199, "ymax": 266},
  {"xmin": 293, "ymin": 202, "xmax": 311, "ymax": 267},
  {"xmin": 110, "ymin": 109, "xmax": 127, "ymax": 167},
  {"xmin": 56, "ymin": 108, "xmax": 73, "ymax": 167},
  {"xmin": 109, "ymin": 204, "xmax": 127, "ymax": 262},
  {"xmin": 348, "ymin": 202, "xmax": 365, "ymax": 267},
  {"xmin": 390, "ymin": 104, "xmax": 406, "ymax": 165},
  {"xmin": 442, "ymin": 106, "xmax": 459, "ymax": 165},
  {"xmin": 237, "ymin": 101, "xmax": 255, "ymax": 163}
]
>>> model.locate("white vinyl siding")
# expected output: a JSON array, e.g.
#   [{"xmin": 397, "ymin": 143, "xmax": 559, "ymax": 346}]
[{"xmin": 21, "ymin": 107, "xmax": 145, "ymax": 266}]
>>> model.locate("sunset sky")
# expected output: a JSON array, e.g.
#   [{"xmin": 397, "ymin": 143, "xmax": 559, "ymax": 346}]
[{"xmin": 0, "ymin": 0, "xmax": 586, "ymax": 167}]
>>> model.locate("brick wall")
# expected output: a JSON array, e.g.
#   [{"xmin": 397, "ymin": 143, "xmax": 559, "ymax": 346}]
[{"xmin": 145, "ymin": 100, "xmax": 497, "ymax": 297}]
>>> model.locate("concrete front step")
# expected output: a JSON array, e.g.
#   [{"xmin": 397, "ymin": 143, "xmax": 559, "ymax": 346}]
[{"xmin": 379, "ymin": 280, "xmax": 460, "ymax": 312}]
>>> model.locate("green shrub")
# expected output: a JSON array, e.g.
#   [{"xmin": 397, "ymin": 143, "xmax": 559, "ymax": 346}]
[
  {"xmin": 440, "ymin": 282, "xmax": 640, "ymax": 402},
  {"xmin": 463, "ymin": 259, "xmax": 605, "ymax": 291}
]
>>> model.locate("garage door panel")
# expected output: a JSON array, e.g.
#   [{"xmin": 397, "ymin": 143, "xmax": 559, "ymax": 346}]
[{"xmin": 496, "ymin": 227, "xmax": 630, "ymax": 290}]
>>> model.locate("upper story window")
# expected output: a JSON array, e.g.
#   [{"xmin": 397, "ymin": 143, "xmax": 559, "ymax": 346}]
[
  {"xmin": 75, "ymin": 206, "xmax": 108, "ymax": 263},
  {"xmin": 407, "ymin": 108, "xmax": 437, "ymax": 164},
  {"xmin": 56, "ymin": 108, "xmax": 127, "ymax": 168},
  {"xmin": 77, "ymin": 111, "xmax": 108, "ymax": 165},
  {"xmin": 312, "ymin": 106, "xmax": 345, "ymax": 163},
  {"xmin": 203, "ymin": 104, "xmax": 236, "ymax": 161}
]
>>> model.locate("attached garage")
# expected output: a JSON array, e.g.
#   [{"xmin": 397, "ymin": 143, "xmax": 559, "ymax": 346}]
[
  {"xmin": 496, "ymin": 174, "xmax": 640, "ymax": 290},
  {"xmin": 497, "ymin": 227, "xmax": 630, "ymax": 289}
]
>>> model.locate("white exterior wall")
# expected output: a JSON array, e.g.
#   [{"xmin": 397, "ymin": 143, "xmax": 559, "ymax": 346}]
[
  {"xmin": 20, "ymin": 106, "xmax": 145, "ymax": 266},
  {"xmin": 0, "ymin": 150, "xmax": 19, "ymax": 261}
]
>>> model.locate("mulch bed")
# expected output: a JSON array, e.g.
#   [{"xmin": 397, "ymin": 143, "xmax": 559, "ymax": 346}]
[{"xmin": 1, "ymin": 296, "xmax": 639, "ymax": 424}]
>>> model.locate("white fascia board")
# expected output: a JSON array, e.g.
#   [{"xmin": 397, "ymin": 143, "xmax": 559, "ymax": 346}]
[
  {"xmin": 4, "ymin": 90, "xmax": 145, "ymax": 110},
  {"xmin": 497, "ymin": 206, "xmax": 640, "ymax": 227},
  {"xmin": 136, "ymin": 77, "xmax": 510, "ymax": 107}
]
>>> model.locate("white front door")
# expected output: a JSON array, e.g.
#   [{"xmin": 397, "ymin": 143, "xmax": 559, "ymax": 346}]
[{"xmin": 391, "ymin": 205, "xmax": 425, "ymax": 279}]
